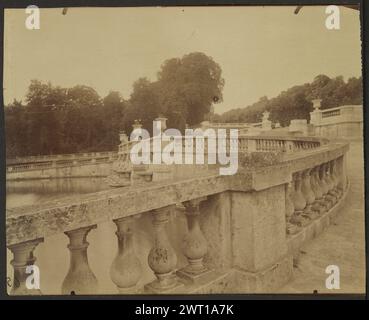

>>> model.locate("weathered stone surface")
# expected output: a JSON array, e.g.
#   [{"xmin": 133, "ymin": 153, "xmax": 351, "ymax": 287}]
[
  {"xmin": 286, "ymin": 182, "xmax": 350, "ymax": 257},
  {"xmin": 6, "ymin": 142, "xmax": 349, "ymax": 247},
  {"xmin": 199, "ymin": 192, "xmax": 232, "ymax": 271},
  {"xmin": 231, "ymin": 184, "xmax": 288, "ymax": 272},
  {"xmin": 7, "ymin": 161, "xmax": 113, "ymax": 180},
  {"xmin": 226, "ymin": 256, "xmax": 293, "ymax": 293}
]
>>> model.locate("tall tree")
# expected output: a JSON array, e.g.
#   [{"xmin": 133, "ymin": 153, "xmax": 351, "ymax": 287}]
[
  {"xmin": 124, "ymin": 78, "xmax": 161, "ymax": 135},
  {"xmin": 157, "ymin": 52, "xmax": 225, "ymax": 127},
  {"xmin": 101, "ymin": 91, "xmax": 127, "ymax": 148}
]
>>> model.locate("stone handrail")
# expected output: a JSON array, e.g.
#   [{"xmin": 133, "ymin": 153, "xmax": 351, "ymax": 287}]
[
  {"xmin": 6, "ymin": 154, "xmax": 119, "ymax": 173},
  {"xmin": 7, "ymin": 135, "xmax": 326, "ymax": 175},
  {"xmin": 6, "ymin": 139, "xmax": 349, "ymax": 295},
  {"xmin": 321, "ymin": 108, "xmax": 341, "ymax": 118},
  {"xmin": 118, "ymin": 134, "xmax": 327, "ymax": 154},
  {"xmin": 237, "ymin": 135, "xmax": 327, "ymax": 153}
]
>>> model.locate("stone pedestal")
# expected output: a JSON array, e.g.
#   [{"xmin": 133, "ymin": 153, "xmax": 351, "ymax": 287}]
[
  {"xmin": 230, "ymin": 184, "xmax": 293, "ymax": 291},
  {"xmin": 231, "ymin": 184, "xmax": 290, "ymax": 272}
]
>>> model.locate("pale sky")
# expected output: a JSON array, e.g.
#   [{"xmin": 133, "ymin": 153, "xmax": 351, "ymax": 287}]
[{"xmin": 3, "ymin": 6, "xmax": 362, "ymax": 114}]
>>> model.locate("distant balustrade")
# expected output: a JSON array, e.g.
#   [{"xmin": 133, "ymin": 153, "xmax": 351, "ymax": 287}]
[
  {"xmin": 7, "ymin": 131, "xmax": 326, "ymax": 176},
  {"xmin": 7, "ymin": 151, "xmax": 118, "ymax": 166},
  {"xmin": 118, "ymin": 135, "xmax": 324, "ymax": 155},
  {"xmin": 6, "ymin": 154, "xmax": 117, "ymax": 174},
  {"xmin": 321, "ymin": 108, "xmax": 341, "ymax": 118}
]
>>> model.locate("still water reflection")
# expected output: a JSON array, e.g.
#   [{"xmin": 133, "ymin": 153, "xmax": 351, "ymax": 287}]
[{"xmin": 6, "ymin": 177, "xmax": 110, "ymax": 208}]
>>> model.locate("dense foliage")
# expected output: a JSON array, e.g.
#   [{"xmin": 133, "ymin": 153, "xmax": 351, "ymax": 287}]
[
  {"xmin": 214, "ymin": 75, "xmax": 362, "ymax": 126},
  {"xmin": 5, "ymin": 52, "xmax": 224, "ymax": 157}
]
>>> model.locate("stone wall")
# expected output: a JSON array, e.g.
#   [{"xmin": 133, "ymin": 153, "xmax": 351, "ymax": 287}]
[
  {"xmin": 310, "ymin": 105, "xmax": 363, "ymax": 139},
  {"xmin": 6, "ymin": 161, "xmax": 113, "ymax": 180}
]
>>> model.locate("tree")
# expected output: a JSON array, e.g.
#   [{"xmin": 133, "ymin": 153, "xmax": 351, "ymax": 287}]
[
  {"xmin": 217, "ymin": 75, "xmax": 362, "ymax": 126},
  {"xmin": 101, "ymin": 91, "xmax": 127, "ymax": 148},
  {"xmin": 124, "ymin": 78, "xmax": 161, "ymax": 135},
  {"xmin": 157, "ymin": 52, "xmax": 224, "ymax": 126}
]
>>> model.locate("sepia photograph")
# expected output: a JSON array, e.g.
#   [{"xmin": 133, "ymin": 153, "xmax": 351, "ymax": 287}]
[{"xmin": 2, "ymin": 3, "xmax": 365, "ymax": 298}]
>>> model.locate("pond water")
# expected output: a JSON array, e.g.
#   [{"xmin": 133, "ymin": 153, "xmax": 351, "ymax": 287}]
[{"xmin": 6, "ymin": 177, "xmax": 110, "ymax": 209}]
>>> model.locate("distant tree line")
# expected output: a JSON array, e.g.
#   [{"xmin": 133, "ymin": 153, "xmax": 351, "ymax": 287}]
[
  {"xmin": 213, "ymin": 75, "xmax": 362, "ymax": 126},
  {"xmin": 5, "ymin": 52, "xmax": 224, "ymax": 157}
]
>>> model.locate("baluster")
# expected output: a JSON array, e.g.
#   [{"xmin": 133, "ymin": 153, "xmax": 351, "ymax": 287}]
[
  {"xmin": 282, "ymin": 141, "xmax": 286, "ymax": 152},
  {"xmin": 310, "ymin": 166, "xmax": 327, "ymax": 214},
  {"xmin": 145, "ymin": 206, "xmax": 183, "ymax": 293},
  {"xmin": 8, "ymin": 238, "xmax": 43, "ymax": 295},
  {"xmin": 341, "ymin": 155, "xmax": 348, "ymax": 191},
  {"xmin": 177, "ymin": 197, "xmax": 212, "ymax": 282},
  {"xmin": 323, "ymin": 163, "xmax": 337, "ymax": 206},
  {"xmin": 301, "ymin": 169, "xmax": 319, "ymax": 220},
  {"xmin": 318, "ymin": 164, "xmax": 333, "ymax": 210},
  {"xmin": 285, "ymin": 182, "xmax": 299, "ymax": 234},
  {"xmin": 110, "ymin": 216, "xmax": 142, "ymax": 293},
  {"xmin": 290, "ymin": 172, "xmax": 309, "ymax": 227},
  {"xmin": 62, "ymin": 225, "xmax": 98, "ymax": 294},
  {"xmin": 332, "ymin": 159, "xmax": 343, "ymax": 198},
  {"xmin": 336, "ymin": 156, "xmax": 345, "ymax": 192},
  {"xmin": 328, "ymin": 160, "xmax": 340, "ymax": 199}
]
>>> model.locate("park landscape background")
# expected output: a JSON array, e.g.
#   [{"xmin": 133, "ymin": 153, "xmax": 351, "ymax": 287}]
[
  {"xmin": 4, "ymin": 7, "xmax": 362, "ymax": 158},
  {"xmin": 4, "ymin": 51, "xmax": 363, "ymax": 158}
]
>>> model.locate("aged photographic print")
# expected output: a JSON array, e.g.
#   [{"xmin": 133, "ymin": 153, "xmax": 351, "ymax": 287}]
[{"xmin": 3, "ymin": 5, "xmax": 365, "ymax": 296}]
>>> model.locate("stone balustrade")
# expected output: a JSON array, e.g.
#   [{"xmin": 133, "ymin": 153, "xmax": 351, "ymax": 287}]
[
  {"xmin": 6, "ymin": 138, "xmax": 349, "ymax": 295},
  {"xmin": 240, "ymin": 135, "xmax": 324, "ymax": 153},
  {"xmin": 321, "ymin": 108, "xmax": 341, "ymax": 118},
  {"xmin": 7, "ymin": 155, "xmax": 118, "ymax": 175},
  {"xmin": 287, "ymin": 157, "xmax": 346, "ymax": 231},
  {"xmin": 118, "ymin": 135, "xmax": 325, "ymax": 155},
  {"xmin": 310, "ymin": 104, "xmax": 363, "ymax": 139},
  {"xmin": 7, "ymin": 151, "xmax": 118, "ymax": 165},
  {"xmin": 7, "ymin": 134, "xmax": 325, "ymax": 178}
]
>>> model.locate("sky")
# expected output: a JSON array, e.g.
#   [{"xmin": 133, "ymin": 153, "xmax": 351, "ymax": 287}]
[{"xmin": 3, "ymin": 6, "xmax": 362, "ymax": 114}]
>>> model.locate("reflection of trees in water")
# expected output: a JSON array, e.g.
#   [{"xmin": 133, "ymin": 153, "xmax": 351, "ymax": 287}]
[{"xmin": 6, "ymin": 177, "xmax": 109, "ymax": 205}]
